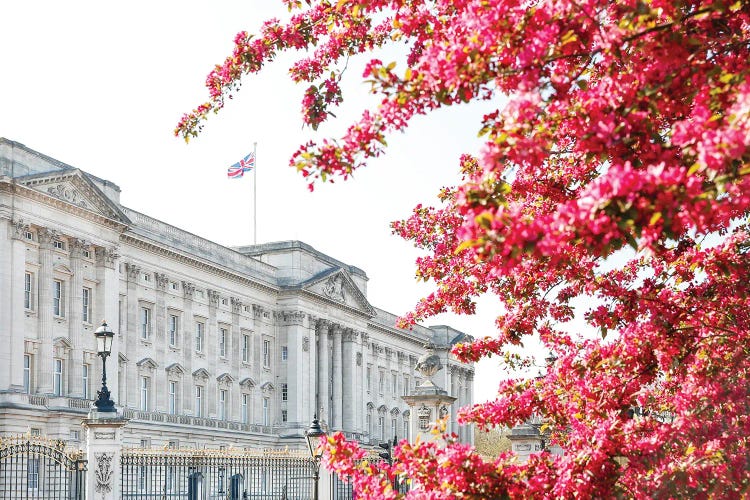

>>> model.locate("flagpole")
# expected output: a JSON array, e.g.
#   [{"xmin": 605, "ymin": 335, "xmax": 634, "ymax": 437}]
[{"xmin": 253, "ymin": 142, "xmax": 258, "ymax": 245}]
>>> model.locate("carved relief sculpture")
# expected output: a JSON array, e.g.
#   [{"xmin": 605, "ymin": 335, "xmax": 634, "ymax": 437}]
[
  {"xmin": 323, "ymin": 274, "xmax": 345, "ymax": 302},
  {"xmin": 94, "ymin": 452, "xmax": 114, "ymax": 493}
]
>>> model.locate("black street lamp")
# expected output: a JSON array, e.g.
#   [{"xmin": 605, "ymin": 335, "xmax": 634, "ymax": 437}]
[
  {"xmin": 305, "ymin": 417, "xmax": 327, "ymax": 500},
  {"xmin": 93, "ymin": 321, "xmax": 116, "ymax": 413}
]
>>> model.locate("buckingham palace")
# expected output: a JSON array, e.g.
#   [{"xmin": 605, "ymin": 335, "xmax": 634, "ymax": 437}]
[{"xmin": 0, "ymin": 138, "xmax": 474, "ymax": 450}]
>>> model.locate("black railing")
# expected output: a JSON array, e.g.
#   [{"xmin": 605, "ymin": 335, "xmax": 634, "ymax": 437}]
[
  {"xmin": 121, "ymin": 448, "xmax": 315, "ymax": 499},
  {"xmin": 0, "ymin": 435, "xmax": 86, "ymax": 499}
]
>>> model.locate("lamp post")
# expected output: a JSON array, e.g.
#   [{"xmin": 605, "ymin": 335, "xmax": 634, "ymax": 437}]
[
  {"xmin": 93, "ymin": 320, "xmax": 116, "ymax": 413},
  {"xmin": 305, "ymin": 417, "xmax": 327, "ymax": 500}
]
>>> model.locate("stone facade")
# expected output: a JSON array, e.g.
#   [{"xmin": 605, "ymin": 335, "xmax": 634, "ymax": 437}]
[{"xmin": 0, "ymin": 138, "xmax": 474, "ymax": 449}]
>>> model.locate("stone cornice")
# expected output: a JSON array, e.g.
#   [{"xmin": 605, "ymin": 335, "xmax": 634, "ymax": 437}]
[
  {"xmin": 366, "ymin": 320, "xmax": 429, "ymax": 348},
  {"xmin": 121, "ymin": 233, "xmax": 279, "ymax": 296}
]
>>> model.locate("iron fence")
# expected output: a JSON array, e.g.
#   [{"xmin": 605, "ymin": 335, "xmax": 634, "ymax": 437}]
[
  {"xmin": 0, "ymin": 435, "xmax": 86, "ymax": 499},
  {"xmin": 121, "ymin": 447, "xmax": 316, "ymax": 499}
]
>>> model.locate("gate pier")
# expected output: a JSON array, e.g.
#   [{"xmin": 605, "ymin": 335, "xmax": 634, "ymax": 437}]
[{"xmin": 82, "ymin": 411, "xmax": 128, "ymax": 499}]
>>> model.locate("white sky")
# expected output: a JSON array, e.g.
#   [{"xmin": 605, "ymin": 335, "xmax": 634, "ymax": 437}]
[{"xmin": 0, "ymin": 1, "xmax": 529, "ymax": 403}]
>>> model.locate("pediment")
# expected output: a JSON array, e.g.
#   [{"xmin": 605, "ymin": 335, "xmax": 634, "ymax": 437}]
[
  {"xmin": 17, "ymin": 169, "xmax": 130, "ymax": 224},
  {"xmin": 165, "ymin": 363, "xmax": 185, "ymax": 375},
  {"xmin": 137, "ymin": 357, "xmax": 158, "ymax": 369},
  {"xmin": 192, "ymin": 368, "xmax": 210, "ymax": 380},
  {"xmin": 217, "ymin": 372, "xmax": 234, "ymax": 384},
  {"xmin": 239, "ymin": 377, "xmax": 256, "ymax": 389},
  {"xmin": 303, "ymin": 268, "xmax": 375, "ymax": 316}
]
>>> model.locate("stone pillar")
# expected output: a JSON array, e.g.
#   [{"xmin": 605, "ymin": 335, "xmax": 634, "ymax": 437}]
[
  {"xmin": 82, "ymin": 413, "xmax": 128, "ymax": 499},
  {"xmin": 124, "ymin": 263, "xmax": 141, "ymax": 408},
  {"xmin": 358, "ymin": 332, "xmax": 369, "ymax": 433},
  {"xmin": 36, "ymin": 227, "xmax": 57, "ymax": 395},
  {"xmin": 68, "ymin": 239, "xmax": 86, "ymax": 398},
  {"xmin": 331, "ymin": 325, "xmax": 343, "ymax": 430},
  {"xmin": 466, "ymin": 370, "xmax": 475, "ymax": 445},
  {"xmin": 342, "ymin": 328, "xmax": 356, "ymax": 432},
  {"xmin": 231, "ymin": 298, "xmax": 242, "ymax": 418},
  {"xmin": 401, "ymin": 343, "xmax": 456, "ymax": 446},
  {"xmin": 307, "ymin": 315, "xmax": 318, "ymax": 427},
  {"xmin": 181, "ymin": 282, "xmax": 195, "ymax": 414},
  {"xmin": 316, "ymin": 320, "xmax": 330, "ymax": 427},
  {"xmin": 207, "ymin": 290, "xmax": 219, "ymax": 418},
  {"xmin": 1, "ymin": 219, "xmax": 28, "ymax": 391},
  {"xmin": 154, "ymin": 273, "xmax": 169, "ymax": 412},
  {"xmin": 95, "ymin": 246, "xmax": 120, "ymax": 403}
]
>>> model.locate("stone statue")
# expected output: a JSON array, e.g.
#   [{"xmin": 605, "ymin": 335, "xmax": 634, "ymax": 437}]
[{"xmin": 415, "ymin": 342, "xmax": 443, "ymax": 379}]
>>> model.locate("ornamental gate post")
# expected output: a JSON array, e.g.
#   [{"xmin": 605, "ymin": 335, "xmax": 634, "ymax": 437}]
[{"xmin": 82, "ymin": 411, "xmax": 128, "ymax": 499}]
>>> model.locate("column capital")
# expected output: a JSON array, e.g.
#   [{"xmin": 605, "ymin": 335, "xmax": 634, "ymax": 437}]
[
  {"xmin": 95, "ymin": 246, "xmax": 119, "ymax": 269},
  {"xmin": 9, "ymin": 218, "xmax": 29, "ymax": 241},
  {"xmin": 37, "ymin": 227, "xmax": 59, "ymax": 248},
  {"xmin": 70, "ymin": 238, "xmax": 89, "ymax": 259},
  {"xmin": 207, "ymin": 289, "xmax": 220, "ymax": 308},
  {"xmin": 182, "ymin": 281, "xmax": 196, "ymax": 300},
  {"xmin": 231, "ymin": 296, "xmax": 243, "ymax": 314},
  {"xmin": 342, "ymin": 328, "xmax": 357, "ymax": 342},
  {"xmin": 124, "ymin": 262, "xmax": 141, "ymax": 280},
  {"xmin": 154, "ymin": 272, "xmax": 169, "ymax": 291}
]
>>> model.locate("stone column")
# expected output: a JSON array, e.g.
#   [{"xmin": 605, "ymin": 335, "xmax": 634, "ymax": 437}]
[
  {"xmin": 342, "ymin": 328, "xmax": 356, "ymax": 432},
  {"xmin": 207, "ymin": 290, "xmax": 219, "ymax": 418},
  {"xmin": 307, "ymin": 315, "xmax": 318, "ymax": 427},
  {"xmin": 331, "ymin": 325, "xmax": 343, "ymax": 430},
  {"xmin": 231, "ymin": 298, "xmax": 242, "ymax": 418},
  {"xmin": 124, "ymin": 263, "xmax": 141, "ymax": 408},
  {"xmin": 316, "ymin": 320, "xmax": 330, "ymax": 427},
  {"xmin": 82, "ymin": 413, "xmax": 128, "ymax": 499},
  {"xmin": 36, "ymin": 227, "xmax": 57, "ymax": 395},
  {"xmin": 154, "ymin": 273, "xmax": 169, "ymax": 412},
  {"xmin": 68, "ymin": 239, "xmax": 86, "ymax": 398},
  {"xmin": 181, "ymin": 282, "xmax": 195, "ymax": 414},
  {"xmin": 358, "ymin": 332, "xmax": 369, "ymax": 434},
  {"xmin": 95, "ymin": 246, "xmax": 120, "ymax": 403},
  {"xmin": 1, "ymin": 219, "xmax": 28, "ymax": 391}
]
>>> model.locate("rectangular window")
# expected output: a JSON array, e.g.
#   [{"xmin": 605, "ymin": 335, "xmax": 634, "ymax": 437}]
[
  {"xmin": 53, "ymin": 280, "xmax": 64, "ymax": 316},
  {"xmin": 378, "ymin": 415, "xmax": 385, "ymax": 440},
  {"xmin": 82, "ymin": 287, "xmax": 91, "ymax": 323},
  {"xmin": 281, "ymin": 346, "xmax": 288, "ymax": 361},
  {"xmin": 169, "ymin": 314, "xmax": 179, "ymax": 346},
  {"xmin": 404, "ymin": 419, "xmax": 409, "ymax": 441},
  {"xmin": 391, "ymin": 418, "xmax": 397, "ymax": 440},
  {"xmin": 23, "ymin": 355, "xmax": 31, "ymax": 394},
  {"xmin": 25, "ymin": 230, "xmax": 33, "ymax": 240},
  {"xmin": 195, "ymin": 322, "xmax": 204, "ymax": 352},
  {"xmin": 366, "ymin": 366, "xmax": 372, "ymax": 392},
  {"xmin": 263, "ymin": 340, "xmax": 270, "ymax": 368},
  {"xmin": 219, "ymin": 328, "xmax": 227, "ymax": 358},
  {"xmin": 82, "ymin": 364, "xmax": 89, "ymax": 399},
  {"xmin": 69, "ymin": 430, "xmax": 80, "ymax": 442},
  {"xmin": 367, "ymin": 412, "xmax": 372, "ymax": 436},
  {"xmin": 242, "ymin": 334, "xmax": 250, "ymax": 363},
  {"xmin": 403, "ymin": 375, "xmax": 410, "ymax": 396},
  {"xmin": 241, "ymin": 394, "xmax": 249, "ymax": 424},
  {"xmin": 262, "ymin": 397, "xmax": 270, "ymax": 426},
  {"xmin": 219, "ymin": 389, "xmax": 227, "ymax": 420},
  {"xmin": 140, "ymin": 307, "xmax": 151, "ymax": 340},
  {"xmin": 378, "ymin": 370, "xmax": 385, "ymax": 394},
  {"xmin": 281, "ymin": 383, "xmax": 288, "ymax": 402},
  {"xmin": 169, "ymin": 381, "xmax": 177, "ymax": 415},
  {"xmin": 24, "ymin": 272, "xmax": 33, "ymax": 310},
  {"xmin": 53, "ymin": 239, "xmax": 64, "ymax": 250},
  {"xmin": 391, "ymin": 373, "xmax": 397, "ymax": 395},
  {"xmin": 195, "ymin": 386, "xmax": 203, "ymax": 417},
  {"xmin": 140, "ymin": 377, "xmax": 149, "ymax": 411},
  {"xmin": 27, "ymin": 458, "xmax": 39, "ymax": 491},
  {"xmin": 281, "ymin": 409, "xmax": 288, "ymax": 423},
  {"xmin": 53, "ymin": 359, "xmax": 63, "ymax": 396}
]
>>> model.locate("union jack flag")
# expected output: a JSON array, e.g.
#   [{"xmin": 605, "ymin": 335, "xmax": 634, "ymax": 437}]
[{"xmin": 227, "ymin": 151, "xmax": 255, "ymax": 179}]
